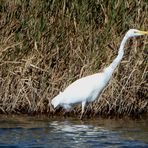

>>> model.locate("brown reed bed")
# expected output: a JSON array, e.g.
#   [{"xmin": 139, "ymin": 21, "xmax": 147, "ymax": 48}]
[{"xmin": 0, "ymin": 0, "xmax": 148, "ymax": 118}]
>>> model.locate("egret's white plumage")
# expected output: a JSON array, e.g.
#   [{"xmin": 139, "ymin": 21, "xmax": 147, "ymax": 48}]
[{"xmin": 51, "ymin": 29, "xmax": 148, "ymax": 119}]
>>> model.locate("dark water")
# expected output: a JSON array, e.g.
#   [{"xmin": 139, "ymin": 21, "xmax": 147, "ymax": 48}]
[{"xmin": 0, "ymin": 115, "xmax": 147, "ymax": 148}]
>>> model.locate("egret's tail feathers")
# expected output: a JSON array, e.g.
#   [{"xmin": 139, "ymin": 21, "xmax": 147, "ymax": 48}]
[
  {"xmin": 51, "ymin": 99, "xmax": 59, "ymax": 108},
  {"xmin": 51, "ymin": 93, "xmax": 62, "ymax": 108}
]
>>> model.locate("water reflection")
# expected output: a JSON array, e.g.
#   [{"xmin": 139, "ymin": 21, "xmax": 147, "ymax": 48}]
[
  {"xmin": 0, "ymin": 115, "xmax": 147, "ymax": 147},
  {"xmin": 49, "ymin": 120, "xmax": 121, "ymax": 148}
]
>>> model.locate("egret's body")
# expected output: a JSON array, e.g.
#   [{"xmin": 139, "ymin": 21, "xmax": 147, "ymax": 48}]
[{"xmin": 51, "ymin": 29, "xmax": 148, "ymax": 119}]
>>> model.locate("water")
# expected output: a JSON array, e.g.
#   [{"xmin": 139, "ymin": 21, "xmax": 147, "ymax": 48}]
[{"xmin": 0, "ymin": 115, "xmax": 147, "ymax": 148}]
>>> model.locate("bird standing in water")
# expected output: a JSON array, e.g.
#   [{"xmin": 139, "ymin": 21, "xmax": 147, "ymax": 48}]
[{"xmin": 51, "ymin": 29, "xmax": 148, "ymax": 119}]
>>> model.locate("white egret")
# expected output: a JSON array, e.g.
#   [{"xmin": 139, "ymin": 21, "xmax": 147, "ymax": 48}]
[{"xmin": 51, "ymin": 29, "xmax": 148, "ymax": 119}]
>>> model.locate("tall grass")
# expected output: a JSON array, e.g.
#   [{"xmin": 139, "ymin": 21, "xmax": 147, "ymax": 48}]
[{"xmin": 0, "ymin": 0, "xmax": 147, "ymax": 117}]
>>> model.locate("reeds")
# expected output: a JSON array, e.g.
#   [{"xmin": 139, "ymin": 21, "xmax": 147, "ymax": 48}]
[{"xmin": 0, "ymin": 0, "xmax": 147, "ymax": 117}]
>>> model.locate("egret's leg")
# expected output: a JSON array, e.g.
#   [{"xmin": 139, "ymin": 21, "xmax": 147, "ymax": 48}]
[{"xmin": 80, "ymin": 101, "xmax": 86, "ymax": 119}]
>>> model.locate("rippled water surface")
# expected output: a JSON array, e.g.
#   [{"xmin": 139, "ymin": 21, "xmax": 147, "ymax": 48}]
[{"xmin": 0, "ymin": 115, "xmax": 147, "ymax": 147}]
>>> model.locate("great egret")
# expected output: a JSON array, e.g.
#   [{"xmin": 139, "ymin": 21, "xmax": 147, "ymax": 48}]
[{"xmin": 51, "ymin": 29, "xmax": 148, "ymax": 119}]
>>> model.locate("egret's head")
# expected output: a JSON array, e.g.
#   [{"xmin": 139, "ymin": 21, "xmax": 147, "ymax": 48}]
[
  {"xmin": 51, "ymin": 91, "xmax": 63, "ymax": 108},
  {"xmin": 126, "ymin": 29, "xmax": 148, "ymax": 38}
]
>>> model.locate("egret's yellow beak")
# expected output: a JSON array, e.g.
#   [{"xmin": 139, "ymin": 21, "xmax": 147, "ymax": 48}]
[{"xmin": 138, "ymin": 30, "xmax": 148, "ymax": 35}]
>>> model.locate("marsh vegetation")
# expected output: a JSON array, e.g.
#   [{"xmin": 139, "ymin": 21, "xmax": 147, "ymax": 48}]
[{"xmin": 0, "ymin": 0, "xmax": 147, "ymax": 117}]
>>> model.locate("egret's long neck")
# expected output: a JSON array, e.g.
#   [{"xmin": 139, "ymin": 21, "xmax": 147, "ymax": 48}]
[{"xmin": 104, "ymin": 35, "xmax": 129, "ymax": 75}]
